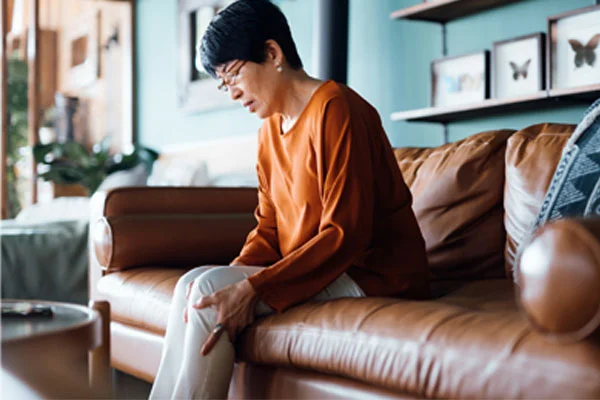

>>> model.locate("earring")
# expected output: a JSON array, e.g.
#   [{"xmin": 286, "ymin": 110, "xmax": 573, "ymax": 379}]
[{"xmin": 276, "ymin": 64, "xmax": 283, "ymax": 72}]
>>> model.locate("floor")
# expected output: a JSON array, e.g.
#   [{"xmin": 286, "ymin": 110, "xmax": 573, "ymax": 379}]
[{"xmin": 113, "ymin": 370, "xmax": 152, "ymax": 399}]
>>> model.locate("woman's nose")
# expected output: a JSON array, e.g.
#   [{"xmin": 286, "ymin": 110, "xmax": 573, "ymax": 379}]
[{"xmin": 229, "ymin": 86, "xmax": 242, "ymax": 101}]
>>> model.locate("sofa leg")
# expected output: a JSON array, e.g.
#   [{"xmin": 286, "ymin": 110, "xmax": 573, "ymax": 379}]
[{"xmin": 89, "ymin": 300, "xmax": 112, "ymax": 397}]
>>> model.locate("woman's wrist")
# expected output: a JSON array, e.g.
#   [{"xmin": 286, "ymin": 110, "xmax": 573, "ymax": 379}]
[{"xmin": 241, "ymin": 278, "xmax": 259, "ymax": 302}]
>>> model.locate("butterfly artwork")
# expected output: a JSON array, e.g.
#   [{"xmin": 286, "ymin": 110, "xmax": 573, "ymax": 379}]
[
  {"xmin": 459, "ymin": 73, "xmax": 483, "ymax": 91},
  {"xmin": 568, "ymin": 33, "xmax": 600, "ymax": 68},
  {"xmin": 443, "ymin": 73, "xmax": 483, "ymax": 93},
  {"xmin": 444, "ymin": 75, "xmax": 461, "ymax": 93},
  {"xmin": 509, "ymin": 59, "xmax": 531, "ymax": 80}
]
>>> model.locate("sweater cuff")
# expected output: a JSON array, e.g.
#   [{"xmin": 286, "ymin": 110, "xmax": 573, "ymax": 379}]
[{"xmin": 247, "ymin": 270, "xmax": 286, "ymax": 313}]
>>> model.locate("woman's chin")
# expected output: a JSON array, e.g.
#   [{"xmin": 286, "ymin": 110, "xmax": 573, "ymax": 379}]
[{"xmin": 255, "ymin": 107, "xmax": 271, "ymax": 119}]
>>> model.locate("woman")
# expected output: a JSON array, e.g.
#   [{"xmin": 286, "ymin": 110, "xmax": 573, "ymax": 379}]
[{"xmin": 149, "ymin": 0, "xmax": 429, "ymax": 398}]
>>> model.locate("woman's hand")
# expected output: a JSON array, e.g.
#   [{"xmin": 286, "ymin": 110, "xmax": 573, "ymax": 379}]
[
  {"xmin": 183, "ymin": 266, "xmax": 219, "ymax": 324},
  {"xmin": 191, "ymin": 279, "xmax": 259, "ymax": 356}
]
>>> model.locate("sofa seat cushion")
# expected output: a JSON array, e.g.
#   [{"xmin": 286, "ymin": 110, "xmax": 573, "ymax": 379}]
[
  {"xmin": 98, "ymin": 267, "xmax": 186, "ymax": 335},
  {"xmin": 237, "ymin": 280, "xmax": 600, "ymax": 399}
]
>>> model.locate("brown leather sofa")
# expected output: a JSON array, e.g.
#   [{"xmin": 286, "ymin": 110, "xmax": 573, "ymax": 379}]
[{"xmin": 89, "ymin": 123, "xmax": 600, "ymax": 399}]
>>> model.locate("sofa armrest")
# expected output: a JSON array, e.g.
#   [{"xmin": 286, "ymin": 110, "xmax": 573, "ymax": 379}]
[
  {"xmin": 93, "ymin": 213, "xmax": 256, "ymax": 271},
  {"xmin": 95, "ymin": 186, "xmax": 258, "ymax": 217},
  {"xmin": 517, "ymin": 216, "xmax": 600, "ymax": 341},
  {"xmin": 88, "ymin": 187, "xmax": 258, "ymax": 301},
  {"xmin": 89, "ymin": 191, "xmax": 109, "ymax": 302}
]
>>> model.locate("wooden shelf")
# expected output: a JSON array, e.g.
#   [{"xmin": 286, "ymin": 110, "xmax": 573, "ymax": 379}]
[
  {"xmin": 549, "ymin": 85, "xmax": 600, "ymax": 100},
  {"xmin": 390, "ymin": 0, "xmax": 525, "ymax": 23},
  {"xmin": 391, "ymin": 86, "xmax": 600, "ymax": 123}
]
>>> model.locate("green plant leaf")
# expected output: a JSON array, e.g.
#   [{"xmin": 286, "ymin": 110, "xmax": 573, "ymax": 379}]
[
  {"xmin": 106, "ymin": 151, "xmax": 139, "ymax": 174},
  {"xmin": 6, "ymin": 56, "xmax": 28, "ymax": 217},
  {"xmin": 136, "ymin": 147, "xmax": 160, "ymax": 173},
  {"xmin": 62, "ymin": 141, "xmax": 91, "ymax": 165},
  {"xmin": 38, "ymin": 165, "xmax": 87, "ymax": 185},
  {"xmin": 33, "ymin": 143, "xmax": 57, "ymax": 164}
]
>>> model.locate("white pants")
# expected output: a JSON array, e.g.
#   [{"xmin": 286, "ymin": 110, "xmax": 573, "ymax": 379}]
[{"xmin": 148, "ymin": 265, "xmax": 365, "ymax": 400}]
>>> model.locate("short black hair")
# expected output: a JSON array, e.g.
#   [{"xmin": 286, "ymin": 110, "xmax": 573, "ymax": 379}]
[{"xmin": 199, "ymin": 0, "xmax": 303, "ymax": 78}]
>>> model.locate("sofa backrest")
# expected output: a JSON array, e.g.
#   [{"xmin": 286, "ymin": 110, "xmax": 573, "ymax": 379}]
[
  {"xmin": 394, "ymin": 129, "xmax": 514, "ymax": 295},
  {"xmin": 393, "ymin": 123, "xmax": 578, "ymax": 291},
  {"xmin": 504, "ymin": 123, "xmax": 575, "ymax": 276}
]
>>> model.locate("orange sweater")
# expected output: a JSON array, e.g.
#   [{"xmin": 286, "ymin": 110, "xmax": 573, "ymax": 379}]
[{"xmin": 233, "ymin": 81, "xmax": 429, "ymax": 312}]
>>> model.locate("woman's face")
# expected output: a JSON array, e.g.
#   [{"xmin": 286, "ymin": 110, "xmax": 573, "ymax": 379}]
[{"xmin": 216, "ymin": 57, "xmax": 283, "ymax": 119}]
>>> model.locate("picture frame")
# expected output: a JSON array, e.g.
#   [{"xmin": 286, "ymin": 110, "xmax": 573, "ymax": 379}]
[
  {"xmin": 431, "ymin": 50, "xmax": 489, "ymax": 108},
  {"xmin": 491, "ymin": 33, "xmax": 545, "ymax": 100},
  {"xmin": 548, "ymin": 5, "xmax": 600, "ymax": 93},
  {"xmin": 65, "ymin": 10, "xmax": 100, "ymax": 89},
  {"xmin": 177, "ymin": 0, "xmax": 236, "ymax": 113}
]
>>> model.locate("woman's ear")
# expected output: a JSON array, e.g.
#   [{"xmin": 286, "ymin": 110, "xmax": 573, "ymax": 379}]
[{"xmin": 264, "ymin": 39, "xmax": 284, "ymax": 65}]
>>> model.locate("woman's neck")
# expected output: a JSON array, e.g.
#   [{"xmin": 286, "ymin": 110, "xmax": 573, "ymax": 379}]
[{"xmin": 278, "ymin": 70, "xmax": 324, "ymax": 133}]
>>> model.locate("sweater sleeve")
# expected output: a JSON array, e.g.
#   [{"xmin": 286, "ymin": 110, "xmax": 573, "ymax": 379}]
[
  {"xmin": 247, "ymin": 96, "xmax": 374, "ymax": 312},
  {"xmin": 231, "ymin": 160, "xmax": 282, "ymax": 267}
]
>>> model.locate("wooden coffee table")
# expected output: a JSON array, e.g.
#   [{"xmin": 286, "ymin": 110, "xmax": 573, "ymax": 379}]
[{"xmin": 1, "ymin": 300, "xmax": 111, "ymax": 398}]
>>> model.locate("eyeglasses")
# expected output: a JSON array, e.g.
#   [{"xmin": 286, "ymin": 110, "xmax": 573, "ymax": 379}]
[{"xmin": 217, "ymin": 60, "xmax": 246, "ymax": 93}]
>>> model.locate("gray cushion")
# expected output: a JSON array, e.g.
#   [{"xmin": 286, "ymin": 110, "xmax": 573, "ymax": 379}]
[{"xmin": 534, "ymin": 98, "xmax": 600, "ymax": 227}]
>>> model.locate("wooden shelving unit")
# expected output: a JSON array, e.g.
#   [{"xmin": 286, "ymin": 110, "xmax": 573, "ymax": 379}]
[
  {"xmin": 391, "ymin": 85, "xmax": 600, "ymax": 123},
  {"xmin": 390, "ymin": 0, "xmax": 524, "ymax": 23}
]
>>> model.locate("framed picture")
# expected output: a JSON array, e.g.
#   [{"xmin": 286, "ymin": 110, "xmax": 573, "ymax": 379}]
[
  {"xmin": 431, "ymin": 51, "xmax": 489, "ymax": 107},
  {"xmin": 492, "ymin": 33, "xmax": 545, "ymax": 100},
  {"xmin": 548, "ymin": 5, "xmax": 600, "ymax": 92},
  {"xmin": 177, "ymin": 0, "xmax": 236, "ymax": 113},
  {"xmin": 65, "ymin": 10, "xmax": 100, "ymax": 89}
]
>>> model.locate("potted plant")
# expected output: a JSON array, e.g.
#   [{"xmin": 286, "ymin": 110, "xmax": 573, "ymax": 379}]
[{"xmin": 33, "ymin": 139, "xmax": 159, "ymax": 195}]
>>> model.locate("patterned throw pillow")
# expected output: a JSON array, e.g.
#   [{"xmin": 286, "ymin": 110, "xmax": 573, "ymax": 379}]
[
  {"xmin": 513, "ymin": 99, "xmax": 600, "ymax": 284},
  {"xmin": 516, "ymin": 97, "xmax": 600, "ymax": 283},
  {"xmin": 533, "ymin": 98, "xmax": 600, "ymax": 227}
]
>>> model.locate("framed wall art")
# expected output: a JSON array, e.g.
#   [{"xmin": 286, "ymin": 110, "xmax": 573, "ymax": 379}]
[
  {"xmin": 177, "ymin": 0, "xmax": 235, "ymax": 113},
  {"xmin": 65, "ymin": 10, "xmax": 100, "ymax": 89},
  {"xmin": 492, "ymin": 33, "xmax": 545, "ymax": 100},
  {"xmin": 431, "ymin": 50, "xmax": 489, "ymax": 107},
  {"xmin": 548, "ymin": 5, "xmax": 600, "ymax": 92}
]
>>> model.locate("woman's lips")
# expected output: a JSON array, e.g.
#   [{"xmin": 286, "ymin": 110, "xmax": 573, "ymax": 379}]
[{"xmin": 244, "ymin": 100, "xmax": 255, "ymax": 112}]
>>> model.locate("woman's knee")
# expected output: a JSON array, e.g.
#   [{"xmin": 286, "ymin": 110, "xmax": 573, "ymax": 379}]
[
  {"xmin": 175, "ymin": 265, "xmax": 219, "ymax": 295},
  {"xmin": 190, "ymin": 266, "xmax": 238, "ymax": 298}
]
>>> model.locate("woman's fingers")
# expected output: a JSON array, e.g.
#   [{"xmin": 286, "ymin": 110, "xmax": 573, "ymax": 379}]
[
  {"xmin": 183, "ymin": 306, "xmax": 188, "ymax": 323},
  {"xmin": 201, "ymin": 325, "xmax": 225, "ymax": 356},
  {"xmin": 193, "ymin": 294, "xmax": 215, "ymax": 310}
]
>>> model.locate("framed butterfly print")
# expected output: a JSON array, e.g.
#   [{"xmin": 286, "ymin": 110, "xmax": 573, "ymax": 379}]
[
  {"xmin": 549, "ymin": 5, "xmax": 600, "ymax": 92},
  {"xmin": 431, "ymin": 51, "xmax": 489, "ymax": 108},
  {"xmin": 492, "ymin": 33, "xmax": 545, "ymax": 100}
]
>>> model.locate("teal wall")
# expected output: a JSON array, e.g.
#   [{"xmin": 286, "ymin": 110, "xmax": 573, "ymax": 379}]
[{"xmin": 136, "ymin": 0, "xmax": 598, "ymax": 149}]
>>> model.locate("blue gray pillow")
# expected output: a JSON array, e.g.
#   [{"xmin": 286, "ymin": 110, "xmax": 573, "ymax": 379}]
[
  {"xmin": 515, "ymin": 98, "xmax": 600, "ymax": 284},
  {"xmin": 534, "ymin": 98, "xmax": 600, "ymax": 228}
]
